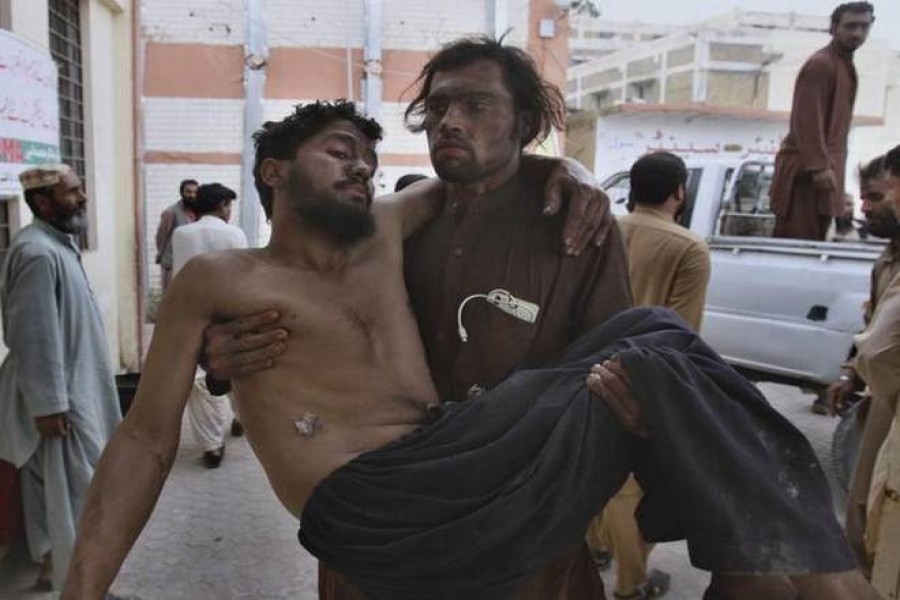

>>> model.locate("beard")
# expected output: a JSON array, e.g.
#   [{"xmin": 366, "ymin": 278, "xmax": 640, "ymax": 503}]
[
  {"xmin": 285, "ymin": 167, "xmax": 376, "ymax": 245},
  {"xmin": 48, "ymin": 206, "xmax": 87, "ymax": 234},
  {"xmin": 834, "ymin": 215, "xmax": 854, "ymax": 233},
  {"xmin": 867, "ymin": 215, "xmax": 900, "ymax": 239}
]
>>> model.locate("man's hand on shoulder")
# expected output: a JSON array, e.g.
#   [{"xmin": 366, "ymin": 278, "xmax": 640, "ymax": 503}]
[
  {"xmin": 586, "ymin": 359, "xmax": 648, "ymax": 438},
  {"xmin": 201, "ymin": 310, "xmax": 288, "ymax": 382},
  {"xmin": 521, "ymin": 154, "xmax": 612, "ymax": 255}
]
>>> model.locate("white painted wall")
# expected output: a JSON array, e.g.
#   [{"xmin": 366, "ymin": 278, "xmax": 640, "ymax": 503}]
[
  {"xmin": 144, "ymin": 97, "xmax": 244, "ymax": 153},
  {"xmin": 141, "ymin": 0, "xmax": 244, "ymax": 45}
]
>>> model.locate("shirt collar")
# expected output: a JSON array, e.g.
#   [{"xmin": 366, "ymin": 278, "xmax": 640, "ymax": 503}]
[
  {"xmin": 33, "ymin": 218, "xmax": 81, "ymax": 254},
  {"xmin": 631, "ymin": 205, "xmax": 675, "ymax": 223},
  {"xmin": 446, "ymin": 172, "xmax": 529, "ymax": 217}
]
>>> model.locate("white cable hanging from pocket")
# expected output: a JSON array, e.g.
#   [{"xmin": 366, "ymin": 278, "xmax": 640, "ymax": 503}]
[{"xmin": 456, "ymin": 289, "xmax": 540, "ymax": 342}]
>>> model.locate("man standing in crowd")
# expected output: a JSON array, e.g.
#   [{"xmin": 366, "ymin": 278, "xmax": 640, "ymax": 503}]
[
  {"xmin": 588, "ymin": 151, "xmax": 710, "ymax": 600},
  {"xmin": 0, "ymin": 165, "xmax": 120, "ymax": 590},
  {"xmin": 826, "ymin": 155, "xmax": 898, "ymax": 552},
  {"xmin": 830, "ymin": 193, "xmax": 863, "ymax": 241},
  {"xmin": 172, "ymin": 183, "xmax": 248, "ymax": 468},
  {"xmin": 155, "ymin": 178, "xmax": 199, "ymax": 291},
  {"xmin": 822, "ymin": 165, "xmax": 887, "ymax": 421},
  {"xmin": 770, "ymin": 2, "xmax": 873, "ymax": 240},
  {"xmin": 851, "ymin": 143, "xmax": 900, "ymax": 599}
]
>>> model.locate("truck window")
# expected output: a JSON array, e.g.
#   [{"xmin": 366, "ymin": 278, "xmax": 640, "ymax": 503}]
[
  {"xmin": 602, "ymin": 172, "xmax": 631, "ymax": 216},
  {"xmin": 676, "ymin": 168, "xmax": 702, "ymax": 228},
  {"xmin": 717, "ymin": 162, "xmax": 776, "ymax": 237}
]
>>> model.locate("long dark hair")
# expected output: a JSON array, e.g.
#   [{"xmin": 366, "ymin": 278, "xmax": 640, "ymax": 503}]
[{"xmin": 404, "ymin": 36, "xmax": 565, "ymax": 147}]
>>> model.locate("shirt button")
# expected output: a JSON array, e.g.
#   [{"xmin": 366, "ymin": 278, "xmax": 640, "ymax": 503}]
[
  {"xmin": 435, "ymin": 332, "xmax": 445, "ymax": 342},
  {"xmin": 449, "ymin": 201, "xmax": 459, "ymax": 212},
  {"xmin": 452, "ymin": 247, "xmax": 464, "ymax": 257}
]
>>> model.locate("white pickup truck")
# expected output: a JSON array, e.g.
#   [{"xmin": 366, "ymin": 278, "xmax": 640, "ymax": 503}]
[{"xmin": 602, "ymin": 160, "xmax": 883, "ymax": 399}]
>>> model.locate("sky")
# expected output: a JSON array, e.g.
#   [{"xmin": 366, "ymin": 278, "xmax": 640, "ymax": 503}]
[{"xmin": 596, "ymin": 0, "xmax": 899, "ymax": 49}]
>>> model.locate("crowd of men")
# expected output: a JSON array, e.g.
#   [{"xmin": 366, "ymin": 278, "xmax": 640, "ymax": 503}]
[{"xmin": 0, "ymin": 2, "xmax": 898, "ymax": 599}]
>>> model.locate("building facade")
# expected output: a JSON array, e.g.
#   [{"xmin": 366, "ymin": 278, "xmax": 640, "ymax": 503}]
[
  {"xmin": 0, "ymin": 0, "xmax": 139, "ymax": 371},
  {"xmin": 566, "ymin": 9, "xmax": 900, "ymax": 188}
]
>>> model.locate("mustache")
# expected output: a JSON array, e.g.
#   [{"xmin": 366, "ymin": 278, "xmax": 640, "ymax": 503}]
[
  {"xmin": 335, "ymin": 176, "xmax": 373, "ymax": 205},
  {"xmin": 433, "ymin": 136, "xmax": 473, "ymax": 153},
  {"xmin": 336, "ymin": 176, "xmax": 370, "ymax": 190}
]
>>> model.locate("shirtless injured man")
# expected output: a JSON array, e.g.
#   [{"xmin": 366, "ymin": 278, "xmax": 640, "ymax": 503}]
[{"xmin": 61, "ymin": 101, "xmax": 874, "ymax": 600}]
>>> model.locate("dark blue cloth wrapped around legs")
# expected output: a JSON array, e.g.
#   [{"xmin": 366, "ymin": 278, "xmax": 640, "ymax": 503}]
[{"xmin": 299, "ymin": 307, "xmax": 855, "ymax": 599}]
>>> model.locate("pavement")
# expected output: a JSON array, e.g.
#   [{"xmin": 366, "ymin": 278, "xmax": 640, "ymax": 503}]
[{"xmin": 0, "ymin": 383, "xmax": 842, "ymax": 600}]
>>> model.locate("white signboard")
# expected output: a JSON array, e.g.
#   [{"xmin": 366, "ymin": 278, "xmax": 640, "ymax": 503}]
[
  {"xmin": 0, "ymin": 29, "xmax": 59, "ymax": 194},
  {"xmin": 594, "ymin": 112, "xmax": 785, "ymax": 180}
]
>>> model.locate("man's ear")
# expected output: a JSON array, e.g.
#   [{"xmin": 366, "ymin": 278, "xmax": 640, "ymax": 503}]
[
  {"xmin": 259, "ymin": 158, "xmax": 286, "ymax": 189},
  {"xmin": 518, "ymin": 112, "xmax": 536, "ymax": 145},
  {"xmin": 32, "ymin": 192, "xmax": 52, "ymax": 219}
]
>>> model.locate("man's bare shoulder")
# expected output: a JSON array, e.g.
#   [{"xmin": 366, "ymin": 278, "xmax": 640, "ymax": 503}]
[
  {"xmin": 372, "ymin": 194, "xmax": 405, "ymax": 238},
  {"xmin": 173, "ymin": 249, "xmax": 267, "ymax": 293},
  {"xmin": 801, "ymin": 48, "xmax": 838, "ymax": 77},
  {"xmin": 374, "ymin": 178, "xmax": 444, "ymax": 239}
]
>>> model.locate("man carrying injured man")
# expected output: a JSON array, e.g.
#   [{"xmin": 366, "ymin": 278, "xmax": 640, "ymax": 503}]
[{"xmin": 62, "ymin": 99, "xmax": 874, "ymax": 600}]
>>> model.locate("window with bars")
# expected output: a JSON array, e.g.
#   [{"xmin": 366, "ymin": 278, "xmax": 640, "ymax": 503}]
[
  {"xmin": 0, "ymin": 198, "xmax": 12, "ymax": 266},
  {"xmin": 48, "ymin": 0, "xmax": 90, "ymax": 248}
]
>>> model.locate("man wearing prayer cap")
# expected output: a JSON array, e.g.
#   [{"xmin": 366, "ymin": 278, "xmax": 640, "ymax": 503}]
[{"xmin": 0, "ymin": 164, "xmax": 121, "ymax": 590}]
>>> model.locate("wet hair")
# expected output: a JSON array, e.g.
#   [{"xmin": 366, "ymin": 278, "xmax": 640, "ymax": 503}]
[
  {"xmin": 629, "ymin": 152, "xmax": 688, "ymax": 206},
  {"xmin": 194, "ymin": 183, "xmax": 236, "ymax": 215},
  {"xmin": 885, "ymin": 145, "xmax": 900, "ymax": 178},
  {"xmin": 252, "ymin": 101, "xmax": 383, "ymax": 219},
  {"xmin": 830, "ymin": 2, "xmax": 874, "ymax": 28},
  {"xmin": 179, "ymin": 179, "xmax": 199, "ymax": 195},
  {"xmin": 858, "ymin": 154, "xmax": 885, "ymax": 182},
  {"xmin": 403, "ymin": 36, "xmax": 566, "ymax": 147},
  {"xmin": 394, "ymin": 173, "xmax": 428, "ymax": 192}
]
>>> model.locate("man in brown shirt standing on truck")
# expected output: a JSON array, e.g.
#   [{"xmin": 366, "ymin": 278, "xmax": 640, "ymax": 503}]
[{"xmin": 770, "ymin": 2, "xmax": 873, "ymax": 240}]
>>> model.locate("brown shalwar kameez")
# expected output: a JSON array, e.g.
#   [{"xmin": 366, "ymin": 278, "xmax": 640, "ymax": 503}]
[
  {"xmin": 317, "ymin": 171, "xmax": 632, "ymax": 600},
  {"xmin": 771, "ymin": 41, "xmax": 858, "ymax": 240}
]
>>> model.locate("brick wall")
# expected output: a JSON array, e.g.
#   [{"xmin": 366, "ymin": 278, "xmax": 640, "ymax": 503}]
[
  {"xmin": 141, "ymin": 0, "xmax": 244, "ymax": 45},
  {"xmin": 144, "ymin": 97, "xmax": 244, "ymax": 153}
]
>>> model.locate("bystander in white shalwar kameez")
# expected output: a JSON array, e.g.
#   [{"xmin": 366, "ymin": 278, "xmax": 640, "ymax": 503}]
[
  {"xmin": 172, "ymin": 214, "xmax": 248, "ymax": 455},
  {"xmin": 856, "ymin": 269, "xmax": 900, "ymax": 598},
  {"xmin": 0, "ymin": 219, "xmax": 120, "ymax": 589}
]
